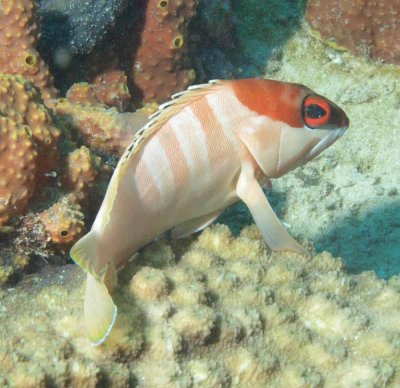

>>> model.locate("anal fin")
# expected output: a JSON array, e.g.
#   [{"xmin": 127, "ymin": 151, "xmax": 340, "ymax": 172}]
[
  {"xmin": 70, "ymin": 231, "xmax": 97, "ymax": 275},
  {"xmin": 171, "ymin": 210, "xmax": 222, "ymax": 239}
]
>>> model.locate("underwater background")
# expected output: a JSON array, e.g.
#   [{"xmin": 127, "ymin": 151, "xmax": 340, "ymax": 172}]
[{"xmin": 0, "ymin": 0, "xmax": 400, "ymax": 386}]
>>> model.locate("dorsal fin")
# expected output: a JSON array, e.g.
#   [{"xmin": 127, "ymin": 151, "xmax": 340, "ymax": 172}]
[
  {"xmin": 119, "ymin": 80, "xmax": 225, "ymax": 166},
  {"xmin": 98, "ymin": 80, "xmax": 225, "ymax": 231}
]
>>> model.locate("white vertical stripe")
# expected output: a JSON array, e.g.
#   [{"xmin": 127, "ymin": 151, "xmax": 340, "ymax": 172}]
[
  {"xmin": 169, "ymin": 106, "xmax": 212, "ymax": 191},
  {"xmin": 206, "ymin": 90, "xmax": 249, "ymax": 151},
  {"xmin": 142, "ymin": 136, "xmax": 175, "ymax": 196}
]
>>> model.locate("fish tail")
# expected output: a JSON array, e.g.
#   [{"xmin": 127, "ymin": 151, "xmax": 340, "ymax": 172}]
[
  {"xmin": 84, "ymin": 272, "xmax": 117, "ymax": 345},
  {"xmin": 70, "ymin": 232, "xmax": 118, "ymax": 345}
]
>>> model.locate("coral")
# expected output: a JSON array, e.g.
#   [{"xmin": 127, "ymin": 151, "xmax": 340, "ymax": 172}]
[
  {"xmin": 62, "ymin": 146, "xmax": 101, "ymax": 197},
  {"xmin": 2, "ymin": 224, "xmax": 400, "ymax": 385},
  {"xmin": 130, "ymin": 267, "xmax": 170, "ymax": 300},
  {"xmin": 0, "ymin": 0, "xmax": 57, "ymax": 102},
  {"xmin": 65, "ymin": 71, "xmax": 131, "ymax": 112},
  {"xmin": 66, "ymin": 83, "xmax": 100, "ymax": 106},
  {"xmin": 54, "ymin": 97, "xmax": 154, "ymax": 156},
  {"xmin": 39, "ymin": 196, "xmax": 85, "ymax": 246},
  {"xmin": 306, "ymin": 0, "xmax": 400, "ymax": 64},
  {"xmin": 128, "ymin": 0, "xmax": 198, "ymax": 102},
  {"xmin": 53, "ymin": 98, "xmax": 132, "ymax": 156},
  {"xmin": 0, "ymin": 117, "xmax": 37, "ymax": 225},
  {"xmin": 92, "ymin": 69, "xmax": 131, "ymax": 111},
  {"xmin": 0, "ymin": 74, "xmax": 60, "ymax": 176},
  {"xmin": 0, "ymin": 74, "xmax": 60, "ymax": 224}
]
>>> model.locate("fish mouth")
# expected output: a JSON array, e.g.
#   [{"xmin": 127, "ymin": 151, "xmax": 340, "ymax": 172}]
[{"xmin": 304, "ymin": 127, "xmax": 347, "ymax": 162}]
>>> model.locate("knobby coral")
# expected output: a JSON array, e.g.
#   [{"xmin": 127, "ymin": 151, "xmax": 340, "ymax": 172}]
[
  {"xmin": 0, "ymin": 74, "xmax": 60, "ymax": 224},
  {"xmin": 1, "ymin": 225, "xmax": 400, "ymax": 386}
]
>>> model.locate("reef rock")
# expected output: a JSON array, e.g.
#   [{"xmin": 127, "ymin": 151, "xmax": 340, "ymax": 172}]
[{"xmin": 306, "ymin": 0, "xmax": 400, "ymax": 64}]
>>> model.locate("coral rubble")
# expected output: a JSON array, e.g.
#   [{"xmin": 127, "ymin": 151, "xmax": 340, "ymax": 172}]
[
  {"xmin": 306, "ymin": 0, "xmax": 400, "ymax": 64},
  {"xmin": 1, "ymin": 225, "xmax": 400, "ymax": 386},
  {"xmin": 0, "ymin": 0, "xmax": 57, "ymax": 102}
]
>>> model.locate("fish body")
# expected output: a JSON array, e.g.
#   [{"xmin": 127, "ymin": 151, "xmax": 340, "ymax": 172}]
[{"xmin": 71, "ymin": 78, "xmax": 349, "ymax": 344}]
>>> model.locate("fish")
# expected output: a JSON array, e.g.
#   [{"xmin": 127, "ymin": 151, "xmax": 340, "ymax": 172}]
[{"xmin": 70, "ymin": 78, "xmax": 349, "ymax": 345}]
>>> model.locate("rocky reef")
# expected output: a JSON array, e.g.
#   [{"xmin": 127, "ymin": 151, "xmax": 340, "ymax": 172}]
[{"xmin": 1, "ymin": 225, "xmax": 400, "ymax": 386}]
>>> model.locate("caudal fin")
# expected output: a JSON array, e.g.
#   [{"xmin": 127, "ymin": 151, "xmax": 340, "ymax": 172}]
[
  {"xmin": 71, "ymin": 232, "xmax": 118, "ymax": 345},
  {"xmin": 85, "ymin": 273, "xmax": 118, "ymax": 345}
]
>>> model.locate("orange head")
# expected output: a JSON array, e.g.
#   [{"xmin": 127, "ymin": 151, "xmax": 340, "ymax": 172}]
[{"xmin": 232, "ymin": 79, "xmax": 349, "ymax": 178}]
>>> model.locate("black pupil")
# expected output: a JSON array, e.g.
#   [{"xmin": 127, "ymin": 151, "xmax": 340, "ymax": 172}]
[{"xmin": 306, "ymin": 104, "xmax": 326, "ymax": 119}]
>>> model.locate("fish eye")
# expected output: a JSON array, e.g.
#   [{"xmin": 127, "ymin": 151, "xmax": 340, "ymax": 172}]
[{"xmin": 302, "ymin": 95, "xmax": 331, "ymax": 129}]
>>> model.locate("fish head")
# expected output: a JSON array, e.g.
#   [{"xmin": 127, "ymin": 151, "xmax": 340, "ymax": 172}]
[{"xmin": 270, "ymin": 85, "xmax": 349, "ymax": 178}]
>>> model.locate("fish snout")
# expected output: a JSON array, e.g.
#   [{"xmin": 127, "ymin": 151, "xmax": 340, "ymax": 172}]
[{"xmin": 341, "ymin": 113, "xmax": 350, "ymax": 130}]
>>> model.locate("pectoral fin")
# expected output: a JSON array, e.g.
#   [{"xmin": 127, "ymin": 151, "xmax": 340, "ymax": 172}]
[
  {"xmin": 171, "ymin": 210, "xmax": 222, "ymax": 239},
  {"xmin": 236, "ymin": 148, "xmax": 306, "ymax": 254},
  {"xmin": 232, "ymin": 116, "xmax": 281, "ymax": 178},
  {"xmin": 84, "ymin": 273, "xmax": 118, "ymax": 346}
]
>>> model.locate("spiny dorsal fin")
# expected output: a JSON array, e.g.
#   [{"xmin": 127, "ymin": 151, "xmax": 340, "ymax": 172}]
[
  {"xmin": 119, "ymin": 80, "xmax": 225, "ymax": 166},
  {"xmin": 98, "ymin": 80, "xmax": 225, "ymax": 231}
]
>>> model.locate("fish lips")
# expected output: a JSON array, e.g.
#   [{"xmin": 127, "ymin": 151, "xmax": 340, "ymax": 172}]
[{"xmin": 305, "ymin": 120, "xmax": 349, "ymax": 162}]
